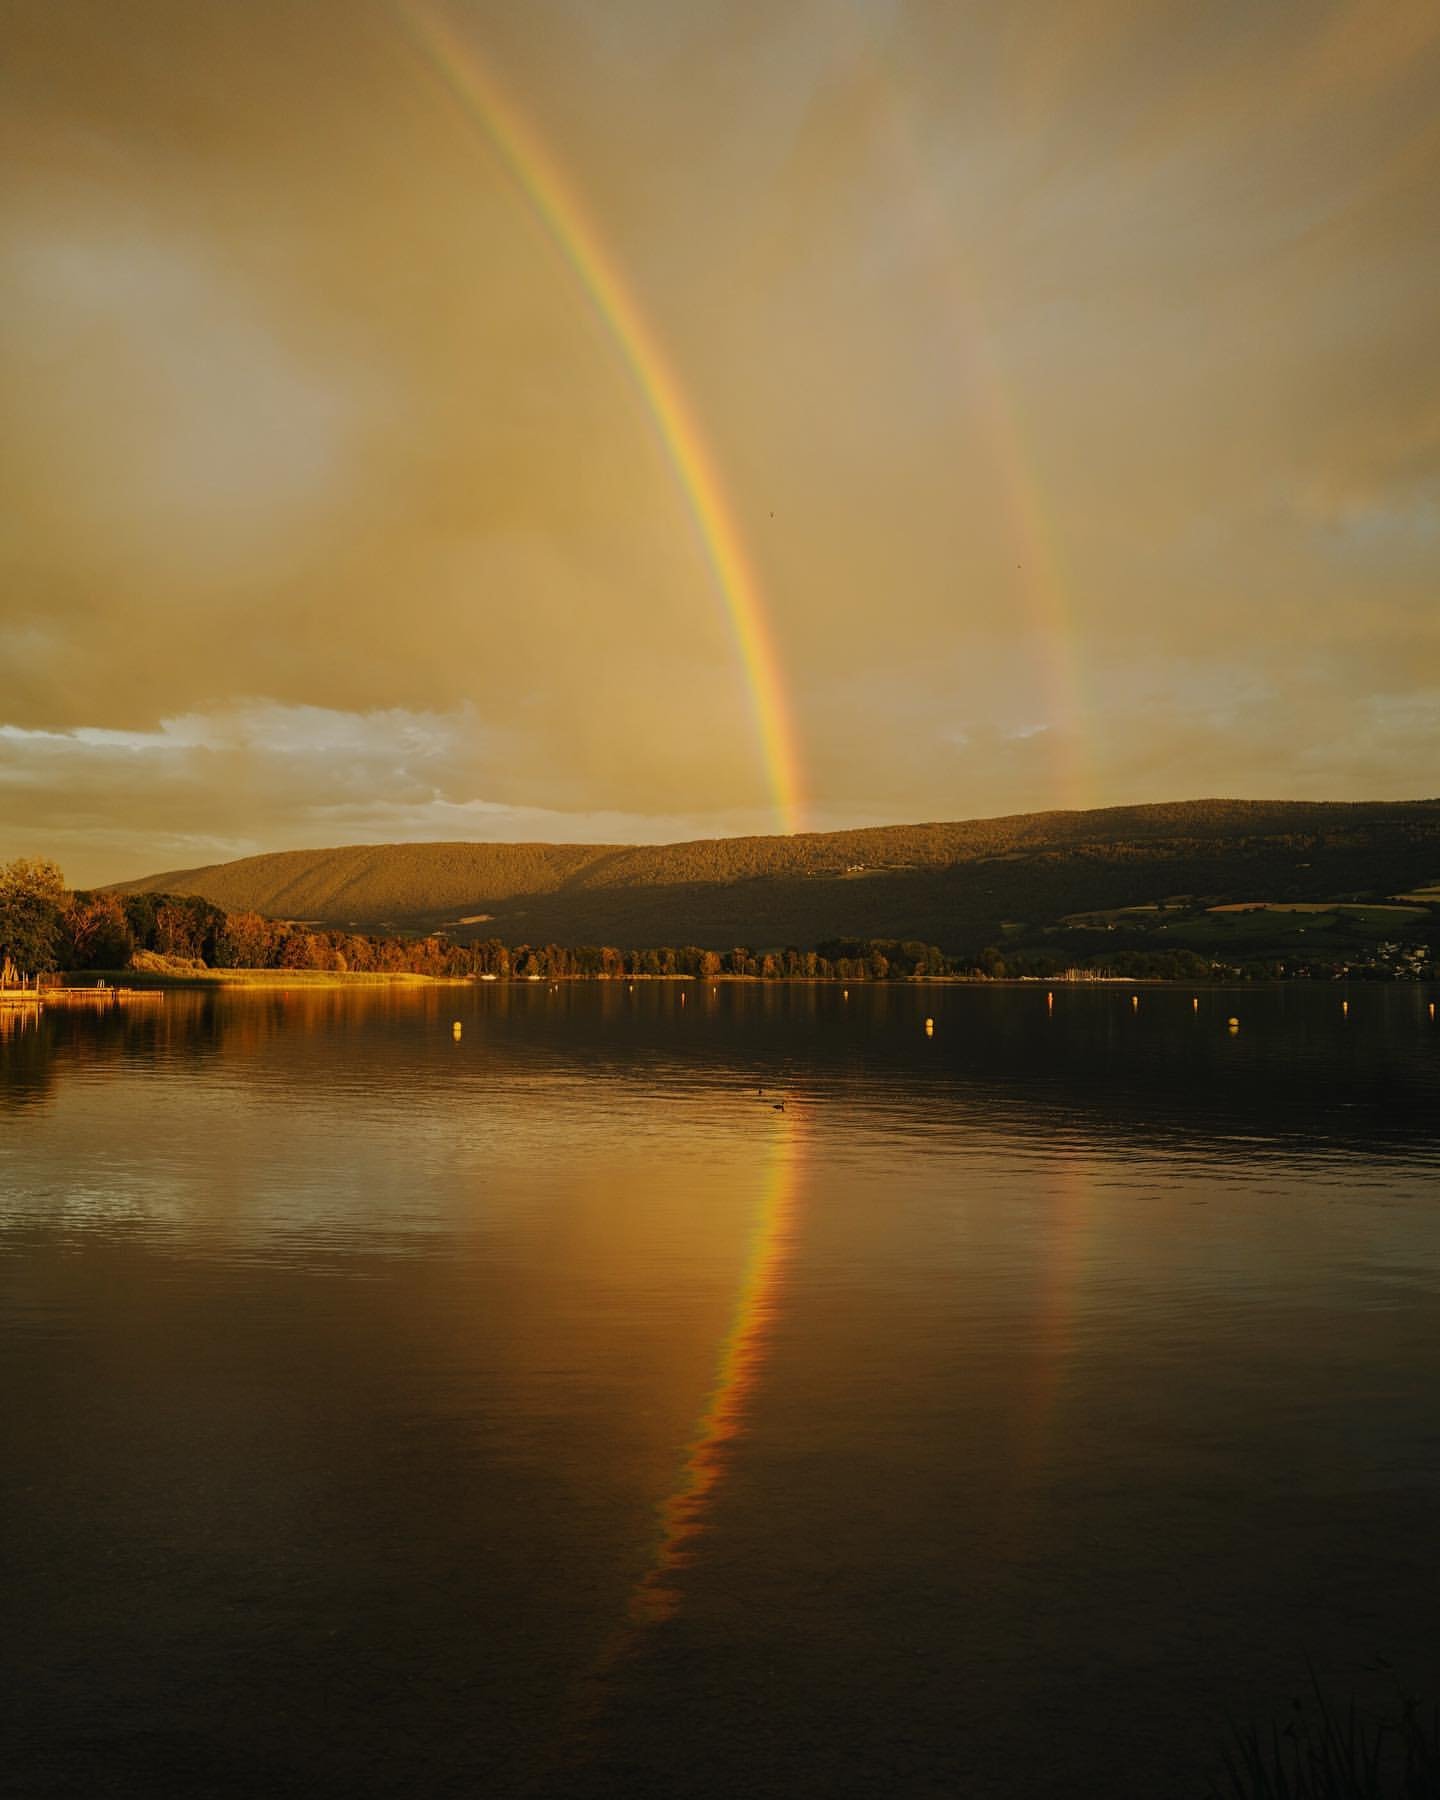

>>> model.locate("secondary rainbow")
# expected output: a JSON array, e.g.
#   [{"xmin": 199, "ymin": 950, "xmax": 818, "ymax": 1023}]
[
  {"xmin": 790, "ymin": 38, "xmax": 1097, "ymax": 810},
  {"xmin": 879, "ymin": 104, "xmax": 1098, "ymax": 811},
  {"xmin": 394, "ymin": 1, "xmax": 805, "ymax": 835}
]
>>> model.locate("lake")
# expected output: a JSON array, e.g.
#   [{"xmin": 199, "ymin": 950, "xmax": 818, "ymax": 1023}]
[{"xmin": 3, "ymin": 982, "xmax": 1438, "ymax": 1798}]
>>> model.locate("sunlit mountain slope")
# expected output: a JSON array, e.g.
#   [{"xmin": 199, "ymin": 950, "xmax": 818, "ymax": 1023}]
[{"xmin": 109, "ymin": 798, "xmax": 1440, "ymax": 952}]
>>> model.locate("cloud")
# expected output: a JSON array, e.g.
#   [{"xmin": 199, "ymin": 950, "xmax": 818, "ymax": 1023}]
[
  {"xmin": 0, "ymin": 0, "xmax": 1436, "ymax": 875},
  {"xmin": 0, "ymin": 701, "xmax": 800, "ymax": 884}
]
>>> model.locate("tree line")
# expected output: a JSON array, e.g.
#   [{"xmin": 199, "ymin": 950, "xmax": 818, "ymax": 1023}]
[{"xmin": 0, "ymin": 856, "xmax": 1276, "ymax": 985}]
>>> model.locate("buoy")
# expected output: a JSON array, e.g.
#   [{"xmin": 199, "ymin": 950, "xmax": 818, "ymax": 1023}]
[
  {"xmin": 1192, "ymin": 996, "xmax": 1199, "ymax": 1012},
  {"xmin": 1430, "ymin": 1001, "xmax": 1436, "ymax": 1020},
  {"xmin": 680, "ymin": 992, "xmax": 686, "ymax": 1004},
  {"xmin": 1342, "ymin": 999, "xmax": 1349, "ymax": 1017},
  {"xmin": 924, "ymin": 1017, "xmax": 934, "ymax": 1037},
  {"xmin": 1131, "ymin": 994, "xmax": 1139, "ymax": 1010},
  {"xmin": 1046, "ymin": 990, "xmax": 1054, "ymax": 1010},
  {"xmin": 451, "ymin": 1020, "xmax": 462, "ymax": 1040},
  {"xmin": 1227, "ymin": 1015, "xmax": 1239, "ymax": 1033},
  {"xmin": 842, "ymin": 988, "xmax": 849, "ymax": 999}
]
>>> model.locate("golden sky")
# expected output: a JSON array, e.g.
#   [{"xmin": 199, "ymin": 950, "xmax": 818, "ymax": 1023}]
[{"xmin": 2, "ymin": 0, "xmax": 1438, "ymax": 883}]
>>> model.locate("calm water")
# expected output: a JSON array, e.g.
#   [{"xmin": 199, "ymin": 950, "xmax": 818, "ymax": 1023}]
[{"xmin": 3, "ymin": 983, "xmax": 1438, "ymax": 1799}]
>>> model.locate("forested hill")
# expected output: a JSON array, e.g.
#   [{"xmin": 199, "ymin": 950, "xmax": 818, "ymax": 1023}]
[{"xmin": 109, "ymin": 798, "xmax": 1440, "ymax": 954}]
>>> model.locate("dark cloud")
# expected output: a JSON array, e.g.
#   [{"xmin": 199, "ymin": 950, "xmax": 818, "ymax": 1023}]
[{"xmin": 1, "ymin": 0, "xmax": 1436, "ymax": 882}]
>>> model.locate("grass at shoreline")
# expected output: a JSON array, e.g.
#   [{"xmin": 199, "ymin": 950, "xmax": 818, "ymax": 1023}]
[
  {"xmin": 1210, "ymin": 1677, "xmax": 1440, "ymax": 1799},
  {"xmin": 68, "ymin": 968, "xmax": 470, "ymax": 990}
]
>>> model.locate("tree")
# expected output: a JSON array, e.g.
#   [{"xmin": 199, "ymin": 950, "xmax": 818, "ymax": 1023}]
[
  {"xmin": 0, "ymin": 858, "xmax": 66, "ymax": 977},
  {"xmin": 215, "ymin": 911, "xmax": 276, "ymax": 968},
  {"xmin": 121, "ymin": 892, "xmax": 162, "ymax": 950},
  {"xmin": 341, "ymin": 934, "xmax": 375, "ymax": 973},
  {"xmin": 277, "ymin": 927, "xmax": 326, "ymax": 970},
  {"xmin": 61, "ymin": 894, "xmax": 135, "ymax": 969},
  {"xmin": 154, "ymin": 902, "xmax": 203, "ymax": 961}
]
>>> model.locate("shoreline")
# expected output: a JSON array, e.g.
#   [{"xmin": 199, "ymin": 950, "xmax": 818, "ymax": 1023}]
[
  {"xmin": 46, "ymin": 969, "xmax": 1440, "ymax": 992},
  {"xmin": 56, "ymin": 968, "xmax": 474, "ymax": 990}
]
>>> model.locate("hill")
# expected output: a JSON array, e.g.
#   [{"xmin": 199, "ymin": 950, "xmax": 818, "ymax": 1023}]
[{"xmin": 108, "ymin": 798, "xmax": 1440, "ymax": 955}]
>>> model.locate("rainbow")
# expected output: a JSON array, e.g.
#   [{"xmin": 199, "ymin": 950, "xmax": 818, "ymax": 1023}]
[
  {"xmin": 877, "ymin": 120, "xmax": 1096, "ymax": 811},
  {"xmin": 393, "ymin": 1, "xmax": 805, "ymax": 835},
  {"xmin": 537, "ymin": 1102, "xmax": 807, "ymax": 1779},
  {"xmin": 626, "ymin": 1103, "xmax": 806, "ymax": 1626},
  {"xmin": 783, "ymin": 40, "xmax": 1096, "ymax": 809},
  {"xmin": 969, "ymin": 371, "xmax": 1096, "ymax": 813},
  {"xmin": 1001, "ymin": 1148, "xmax": 1094, "ymax": 1536}
]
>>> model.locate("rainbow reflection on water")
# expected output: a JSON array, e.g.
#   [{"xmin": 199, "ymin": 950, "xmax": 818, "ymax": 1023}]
[{"xmin": 627, "ymin": 1103, "xmax": 807, "ymax": 1627}]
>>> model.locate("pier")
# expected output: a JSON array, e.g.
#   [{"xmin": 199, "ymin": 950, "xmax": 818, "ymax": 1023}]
[{"xmin": 0, "ymin": 982, "xmax": 164, "ymax": 1012}]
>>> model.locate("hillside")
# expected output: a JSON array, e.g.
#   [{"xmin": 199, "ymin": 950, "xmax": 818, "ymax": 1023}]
[{"xmin": 108, "ymin": 798, "xmax": 1440, "ymax": 954}]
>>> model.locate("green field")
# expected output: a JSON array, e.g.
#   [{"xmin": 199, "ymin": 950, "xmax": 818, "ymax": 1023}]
[{"xmin": 1207, "ymin": 901, "xmax": 1427, "ymax": 919}]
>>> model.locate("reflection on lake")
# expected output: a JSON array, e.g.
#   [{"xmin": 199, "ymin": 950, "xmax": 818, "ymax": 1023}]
[{"xmin": 3, "ymin": 983, "xmax": 1439, "ymax": 1798}]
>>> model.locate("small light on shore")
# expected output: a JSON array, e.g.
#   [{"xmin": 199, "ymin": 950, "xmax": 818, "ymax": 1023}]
[
  {"xmin": 1131, "ymin": 994, "xmax": 1139, "ymax": 1010},
  {"xmin": 1227, "ymin": 1015, "xmax": 1239, "ymax": 1032},
  {"xmin": 1193, "ymin": 997, "xmax": 1199, "ymax": 1012},
  {"xmin": 842, "ymin": 988, "xmax": 849, "ymax": 999},
  {"xmin": 451, "ymin": 1020, "xmax": 462, "ymax": 1040},
  {"xmin": 924, "ymin": 1017, "xmax": 934, "ymax": 1036},
  {"xmin": 1046, "ymin": 991, "xmax": 1054, "ymax": 1010},
  {"xmin": 1342, "ymin": 999, "xmax": 1349, "ymax": 1017}
]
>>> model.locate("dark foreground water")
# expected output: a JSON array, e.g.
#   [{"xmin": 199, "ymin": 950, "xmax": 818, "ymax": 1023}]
[{"xmin": 2, "ymin": 982, "xmax": 1438, "ymax": 1799}]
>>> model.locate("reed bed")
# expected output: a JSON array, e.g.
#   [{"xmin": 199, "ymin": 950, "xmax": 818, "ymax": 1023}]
[{"xmin": 1212, "ymin": 1677, "xmax": 1440, "ymax": 1800}]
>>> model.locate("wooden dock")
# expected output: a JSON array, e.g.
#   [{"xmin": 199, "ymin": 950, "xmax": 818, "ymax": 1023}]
[{"xmin": 0, "ymin": 985, "xmax": 164, "ymax": 1011}]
